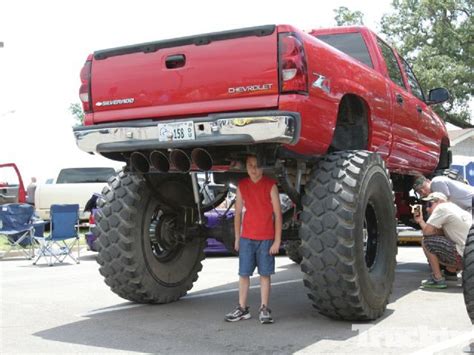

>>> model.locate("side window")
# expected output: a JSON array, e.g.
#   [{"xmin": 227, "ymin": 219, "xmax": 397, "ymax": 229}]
[
  {"xmin": 377, "ymin": 38, "xmax": 406, "ymax": 89},
  {"xmin": 316, "ymin": 32, "xmax": 373, "ymax": 68},
  {"xmin": 400, "ymin": 57, "xmax": 425, "ymax": 101}
]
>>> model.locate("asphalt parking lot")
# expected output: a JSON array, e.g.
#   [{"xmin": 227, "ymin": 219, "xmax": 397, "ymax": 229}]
[{"xmin": 1, "ymin": 246, "xmax": 473, "ymax": 354}]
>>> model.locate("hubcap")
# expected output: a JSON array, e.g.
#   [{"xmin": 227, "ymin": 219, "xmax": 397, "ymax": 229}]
[
  {"xmin": 148, "ymin": 210, "xmax": 182, "ymax": 262},
  {"xmin": 363, "ymin": 203, "xmax": 379, "ymax": 269}
]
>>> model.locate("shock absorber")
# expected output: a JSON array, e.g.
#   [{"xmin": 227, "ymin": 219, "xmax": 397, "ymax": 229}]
[{"xmin": 190, "ymin": 172, "xmax": 203, "ymax": 225}]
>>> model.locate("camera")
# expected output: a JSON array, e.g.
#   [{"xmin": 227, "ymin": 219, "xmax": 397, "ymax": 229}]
[{"xmin": 410, "ymin": 204, "xmax": 422, "ymax": 217}]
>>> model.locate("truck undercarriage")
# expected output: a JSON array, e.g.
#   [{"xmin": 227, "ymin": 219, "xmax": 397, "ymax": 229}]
[{"xmin": 92, "ymin": 141, "xmax": 398, "ymax": 320}]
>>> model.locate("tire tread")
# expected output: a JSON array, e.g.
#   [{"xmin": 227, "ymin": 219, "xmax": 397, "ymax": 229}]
[
  {"xmin": 299, "ymin": 150, "xmax": 397, "ymax": 320},
  {"xmin": 94, "ymin": 171, "xmax": 205, "ymax": 304}
]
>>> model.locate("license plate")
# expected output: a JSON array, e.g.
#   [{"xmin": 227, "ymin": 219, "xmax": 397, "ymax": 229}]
[{"xmin": 158, "ymin": 121, "xmax": 195, "ymax": 142}]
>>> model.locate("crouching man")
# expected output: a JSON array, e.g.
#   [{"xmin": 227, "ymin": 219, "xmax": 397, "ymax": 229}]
[{"xmin": 414, "ymin": 192, "xmax": 472, "ymax": 289}]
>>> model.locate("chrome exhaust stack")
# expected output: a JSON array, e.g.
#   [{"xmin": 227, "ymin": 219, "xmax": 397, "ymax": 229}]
[
  {"xmin": 191, "ymin": 148, "xmax": 213, "ymax": 171},
  {"xmin": 150, "ymin": 150, "xmax": 170, "ymax": 173},
  {"xmin": 170, "ymin": 149, "xmax": 191, "ymax": 173},
  {"xmin": 130, "ymin": 152, "xmax": 150, "ymax": 173}
]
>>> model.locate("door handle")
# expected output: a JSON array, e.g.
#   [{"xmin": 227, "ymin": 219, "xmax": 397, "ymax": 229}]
[
  {"xmin": 165, "ymin": 54, "xmax": 186, "ymax": 69},
  {"xmin": 416, "ymin": 105, "xmax": 422, "ymax": 114},
  {"xmin": 396, "ymin": 93, "xmax": 404, "ymax": 105}
]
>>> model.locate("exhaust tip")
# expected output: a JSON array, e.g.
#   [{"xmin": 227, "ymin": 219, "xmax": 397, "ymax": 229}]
[
  {"xmin": 130, "ymin": 152, "xmax": 150, "ymax": 173},
  {"xmin": 191, "ymin": 148, "xmax": 213, "ymax": 171},
  {"xmin": 150, "ymin": 150, "xmax": 170, "ymax": 173},
  {"xmin": 170, "ymin": 149, "xmax": 191, "ymax": 173}
]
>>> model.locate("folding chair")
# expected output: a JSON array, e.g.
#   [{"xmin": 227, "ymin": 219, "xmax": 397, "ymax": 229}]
[
  {"xmin": 0, "ymin": 203, "xmax": 35, "ymax": 259},
  {"xmin": 33, "ymin": 204, "xmax": 80, "ymax": 266}
]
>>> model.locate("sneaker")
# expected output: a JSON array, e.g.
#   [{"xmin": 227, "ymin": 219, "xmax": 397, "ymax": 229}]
[
  {"xmin": 421, "ymin": 275, "xmax": 447, "ymax": 289},
  {"xmin": 443, "ymin": 270, "xmax": 458, "ymax": 281},
  {"xmin": 259, "ymin": 305, "xmax": 274, "ymax": 324},
  {"xmin": 225, "ymin": 306, "xmax": 251, "ymax": 322}
]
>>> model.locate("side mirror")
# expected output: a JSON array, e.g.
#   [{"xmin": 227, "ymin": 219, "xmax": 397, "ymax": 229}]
[{"xmin": 427, "ymin": 88, "xmax": 450, "ymax": 105}]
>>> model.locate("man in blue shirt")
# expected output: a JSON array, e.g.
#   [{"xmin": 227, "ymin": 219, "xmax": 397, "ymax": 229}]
[{"xmin": 413, "ymin": 175, "xmax": 474, "ymax": 214}]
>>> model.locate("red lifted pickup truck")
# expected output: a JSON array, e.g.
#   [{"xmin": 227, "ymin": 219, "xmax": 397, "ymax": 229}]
[{"xmin": 74, "ymin": 25, "xmax": 450, "ymax": 321}]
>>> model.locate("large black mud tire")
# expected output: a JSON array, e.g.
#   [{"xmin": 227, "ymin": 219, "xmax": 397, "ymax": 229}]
[
  {"xmin": 462, "ymin": 226, "xmax": 474, "ymax": 323},
  {"xmin": 94, "ymin": 171, "xmax": 206, "ymax": 303},
  {"xmin": 285, "ymin": 240, "xmax": 302, "ymax": 264},
  {"xmin": 300, "ymin": 151, "xmax": 397, "ymax": 320}
]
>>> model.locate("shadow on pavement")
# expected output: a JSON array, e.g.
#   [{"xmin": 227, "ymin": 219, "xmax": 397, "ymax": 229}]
[
  {"xmin": 33, "ymin": 256, "xmax": 436, "ymax": 353},
  {"xmin": 77, "ymin": 254, "xmax": 98, "ymax": 262}
]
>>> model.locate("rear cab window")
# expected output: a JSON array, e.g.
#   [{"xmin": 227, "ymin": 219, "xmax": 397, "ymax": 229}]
[
  {"xmin": 56, "ymin": 168, "xmax": 116, "ymax": 184},
  {"xmin": 315, "ymin": 32, "xmax": 373, "ymax": 68}
]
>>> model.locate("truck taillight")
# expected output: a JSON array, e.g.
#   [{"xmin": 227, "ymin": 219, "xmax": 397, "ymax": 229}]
[
  {"xmin": 278, "ymin": 33, "xmax": 308, "ymax": 93},
  {"xmin": 79, "ymin": 60, "xmax": 92, "ymax": 112}
]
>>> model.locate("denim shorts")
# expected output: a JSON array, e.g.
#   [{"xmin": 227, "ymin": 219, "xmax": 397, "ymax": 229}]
[{"xmin": 238, "ymin": 237, "xmax": 275, "ymax": 276}]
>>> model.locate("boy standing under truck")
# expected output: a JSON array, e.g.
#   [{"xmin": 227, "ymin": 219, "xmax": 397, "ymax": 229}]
[{"xmin": 225, "ymin": 155, "xmax": 282, "ymax": 324}]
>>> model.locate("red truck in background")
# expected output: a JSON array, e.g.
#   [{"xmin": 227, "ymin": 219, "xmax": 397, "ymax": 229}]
[
  {"xmin": 74, "ymin": 25, "xmax": 451, "ymax": 321},
  {"xmin": 0, "ymin": 163, "xmax": 26, "ymax": 205}
]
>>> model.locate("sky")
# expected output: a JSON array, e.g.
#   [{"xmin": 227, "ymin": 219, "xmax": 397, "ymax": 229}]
[{"xmin": 0, "ymin": 0, "xmax": 396, "ymax": 184}]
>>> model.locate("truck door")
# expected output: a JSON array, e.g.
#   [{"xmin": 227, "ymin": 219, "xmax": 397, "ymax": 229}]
[
  {"xmin": 0, "ymin": 164, "xmax": 26, "ymax": 204},
  {"xmin": 399, "ymin": 57, "xmax": 441, "ymax": 171},
  {"xmin": 376, "ymin": 38, "xmax": 426, "ymax": 170}
]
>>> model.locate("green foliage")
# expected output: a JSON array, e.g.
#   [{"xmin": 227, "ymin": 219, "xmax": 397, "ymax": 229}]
[
  {"xmin": 381, "ymin": 0, "xmax": 473, "ymax": 126},
  {"xmin": 69, "ymin": 103, "xmax": 85, "ymax": 126},
  {"xmin": 334, "ymin": 6, "xmax": 365, "ymax": 26}
]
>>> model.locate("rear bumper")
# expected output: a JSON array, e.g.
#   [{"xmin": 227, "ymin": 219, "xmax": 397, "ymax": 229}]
[{"xmin": 73, "ymin": 111, "xmax": 300, "ymax": 154}]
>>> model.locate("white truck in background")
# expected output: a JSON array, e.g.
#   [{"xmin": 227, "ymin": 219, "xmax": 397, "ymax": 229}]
[{"xmin": 34, "ymin": 167, "xmax": 117, "ymax": 221}]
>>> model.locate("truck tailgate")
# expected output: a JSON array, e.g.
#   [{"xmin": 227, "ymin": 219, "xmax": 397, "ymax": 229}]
[{"xmin": 90, "ymin": 26, "xmax": 279, "ymax": 123}]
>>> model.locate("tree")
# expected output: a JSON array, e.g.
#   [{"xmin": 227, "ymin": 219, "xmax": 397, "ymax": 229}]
[
  {"xmin": 381, "ymin": 0, "xmax": 473, "ymax": 127},
  {"xmin": 69, "ymin": 103, "xmax": 85, "ymax": 126},
  {"xmin": 334, "ymin": 6, "xmax": 365, "ymax": 26}
]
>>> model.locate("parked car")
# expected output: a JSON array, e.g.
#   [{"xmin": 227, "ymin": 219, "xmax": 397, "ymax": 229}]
[
  {"xmin": 35, "ymin": 167, "xmax": 117, "ymax": 221},
  {"xmin": 204, "ymin": 238, "xmax": 229, "ymax": 255}
]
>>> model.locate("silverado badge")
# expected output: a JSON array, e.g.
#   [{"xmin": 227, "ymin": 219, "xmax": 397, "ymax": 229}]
[{"xmin": 96, "ymin": 98, "xmax": 135, "ymax": 107}]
